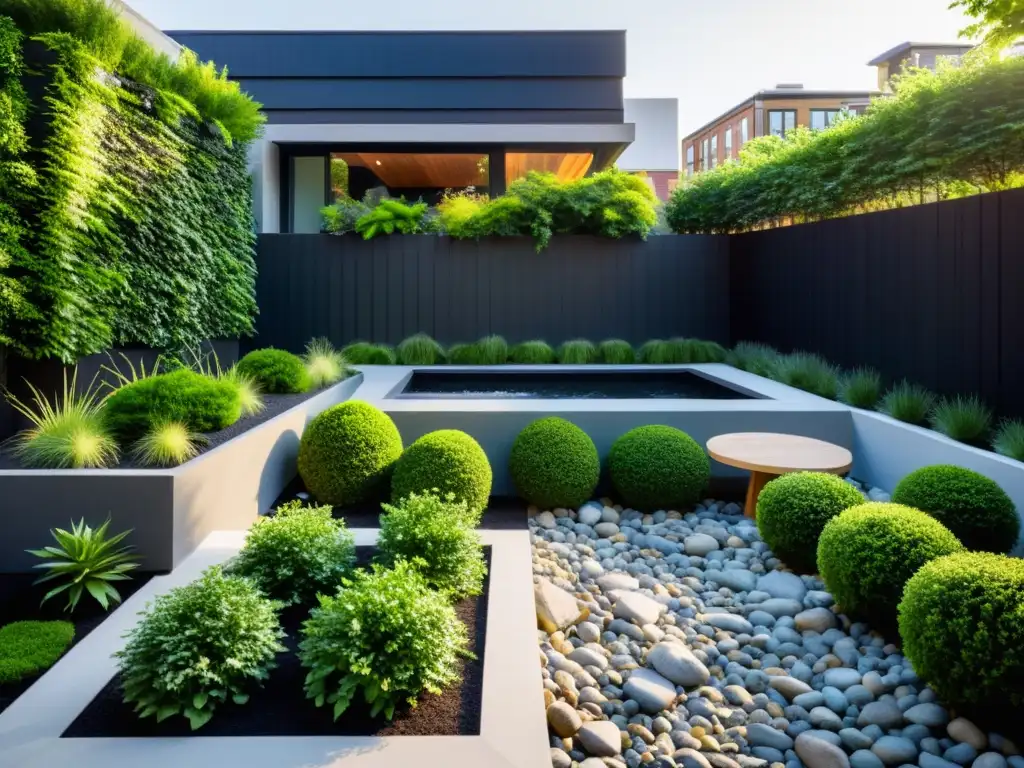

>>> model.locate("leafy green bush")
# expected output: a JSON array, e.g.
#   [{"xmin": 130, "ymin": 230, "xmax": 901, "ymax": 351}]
[
  {"xmin": 229, "ymin": 500, "xmax": 355, "ymax": 606},
  {"xmin": 817, "ymin": 503, "xmax": 964, "ymax": 626},
  {"xmin": 131, "ymin": 421, "xmax": 207, "ymax": 466},
  {"xmin": 396, "ymin": 333, "xmax": 446, "ymax": 365},
  {"xmin": 303, "ymin": 337, "xmax": 346, "ymax": 388},
  {"xmin": 839, "ymin": 368, "xmax": 883, "ymax": 409},
  {"xmin": 391, "ymin": 430, "xmax": 492, "ymax": 512},
  {"xmin": 27, "ymin": 517, "xmax": 139, "ymax": 612},
  {"xmin": 235, "ymin": 349, "xmax": 311, "ymax": 395},
  {"xmin": 449, "ymin": 335, "xmax": 508, "ymax": 365},
  {"xmin": 103, "ymin": 369, "xmax": 242, "ymax": 440},
  {"xmin": 557, "ymin": 339, "xmax": 598, "ymax": 364},
  {"xmin": 775, "ymin": 352, "xmax": 840, "ymax": 399},
  {"xmin": 355, "ymin": 199, "xmax": 428, "ymax": 240},
  {"xmin": 378, "ymin": 491, "xmax": 486, "ymax": 598},
  {"xmin": 598, "ymin": 339, "xmax": 636, "ymax": 364},
  {"xmin": 509, "ymin": 340, "xmax": 556, "ymax": 364},
  {"xmin": 878, "ymin": 381, "xmax": 936, "ymax": 425},
  {"xmin": 892, "ymin": 465, "xmax": 1019, "ymax": 553},
  {"xmin": 117, "ymin": 566, "xmax": 285, "ymax": 730},
  {"xmin": 899, "ymin": 552, "xmax": 1024, "ymax": 709},
  {"xmin": 0, "ymin": 620, "xmax": 74, "ymax": 684},
  {"xmin": 297, "ymin": 401, "xmax": 403, "ymax": 506},
  {"xmin": 608, "ymin": 425, "xmax": 710, "ymax": 511},
  {"xmin": 435, "ymin": 189, "xmax": 489, "ymax": 237},
  {"xmin": 993, "ymin": 419, "xmax": 1024, "ymax": 461},
  {"xmin": 509, "ymin": 417, "xmax": 600, "ymax": 510},
  {"xmin": 930, "ymin": 395, "xmax": 993, "ymax": 444},
  {"xmin": 756, "ymin": 472, "xmax": 866, "ymax": 573},
  {"xmin": 7, "ymin": 368, "xmax": 118, "ymax": 468},
  {"xmin": 320, "ymin": 195, "xmax": 372, "ymax": 235},
  {"xmin": 728, "ymin": 342, "xmax": 781, "ymax": 377},
  {"xmin": 342, "ymin": 342, "xmax": 396, "ymax": 365},
  {"xmin": 299, "ymin": 560, "xmax": 468, "ymax": 721}
]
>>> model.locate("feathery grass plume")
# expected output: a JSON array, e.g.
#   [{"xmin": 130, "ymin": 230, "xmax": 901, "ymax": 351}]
[
  {"xmin": 395, "ymin": 334, "xmax": 446, "ymax": 366},
  {"xmin": 839, "ymin": 368, "xmax": 883, "ymax": 409},
  {"xmin": 220, "ymin": 367, "xmax": 265, "ymax": 417},
  {"xmin": 304, "ymin": 337, "xmax": 346, "ymax": 387},
  {"xmin": 99, "ymin": 351, "xmax": 162, "ymax": 394},
  {"xmin": 878, "ymin": 381, "xmax": 936, "ymax": 426},
  {"xmin": 993, "ymin": 420, "xmax": 1024, "ymax": 462},
  {"xmin": 638, "ymin": 339, "xmax": 673, "ymax": 364},
  {"xmin": 508, "ymin": 340, "xmax": 556, "ymax": 364},
  {"xmin": 471, "ymin": 335, "xmax": 508, "ymax": 365},
  {"xmin": 557, "ymin": 339, "xmax": 598, "ymax": 364},
  {"xmin": 131, "ymin": 421, "xmax": 208, "ymax": 467},
  {"xmin": 728, "ymin": 342, "xmax": 781, "ymax": 377},
  {"xmin": 930, "ymin": 395, "xmax": 993, "ymax": 444},
  {"xmin": 598, "ymin": 339, "xmax": 635, "ymax": 364}
]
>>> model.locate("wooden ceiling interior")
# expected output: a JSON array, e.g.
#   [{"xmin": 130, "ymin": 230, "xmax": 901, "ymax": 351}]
[{"xmin": 505, "ymin": 152, "xmax": 594, "ymax": 183}]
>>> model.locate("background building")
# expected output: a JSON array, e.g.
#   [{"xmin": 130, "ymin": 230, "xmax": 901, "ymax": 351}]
[
  {"xmin": 617, "ymin": 98, "xmax": 680, "ymax": 200},
  {"xmin": 868, "ymin": 41, "xmax": 975, "ymax": 91}
]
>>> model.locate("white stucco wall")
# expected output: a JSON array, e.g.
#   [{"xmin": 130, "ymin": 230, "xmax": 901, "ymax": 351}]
[
  {"xmin": 111, "ymin": 0, "xmax": 182, "ymax": 60},
  {"xmin": 619, "ymin": 98, "xmax": 680, "ymax": 172}
]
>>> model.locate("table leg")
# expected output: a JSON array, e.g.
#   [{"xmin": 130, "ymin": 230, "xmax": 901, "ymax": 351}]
[{"xmin": 744, "ymin": 471, "xmax": 776, "ymax": 519}]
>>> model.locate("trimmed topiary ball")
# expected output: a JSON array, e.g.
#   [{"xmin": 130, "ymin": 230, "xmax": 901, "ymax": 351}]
[
  {"xmin": 298, "ymin": 401, "xmax": 403, "ymax": 506},
  {"xmin": 391, "ymin": 429, "xmax": 492, "ymax": 512},
  {"xmin": 509, "ymin": 417, "xmax": 599, "ymax": 510},
  {"xmin": 235, "ymin": 348, "xmax": 311, "ymax": 394},
  {"xmin": 817, "ymin": 502, "xmax": 964, "ymax": 626},
  {"xmin": 899, "ymin": 552, "xmax": 1024, "ymax": 710},
  {"xmin": 892, "ymin": 465, "xmax": 1020, "ymax": 553},
  {"xmin": 756, "ymin": 472, "xmax": 866, "ymax": 573},
  {"xmin": 608, "ymin": 425, "xmax": 709, "ymax": 511}
]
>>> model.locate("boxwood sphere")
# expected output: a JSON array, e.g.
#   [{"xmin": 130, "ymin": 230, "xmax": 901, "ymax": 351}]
[
  {"xmin": 298, "ymin": 401, "xmax": 403, "ymax": 506},
  {"xmin": 509, "ymin": 417, "xmax": 599, "ymax": 510},
  {"xmin": 817, "ymin": 502, "xmax": 964, "ymax": 626},
  {"xmin": 235, "ymin": 348, "xmax": 311, "ymax": 394},
  {"xmin": 391, "ymin": 430, "xmax": 492, "ymax": 512},
  {"xmin": 756, "ymin": 472, "xmax": 865, "ymax": 573},
  {"xmin": 899, "ymin": 552, "xmax": 1024, "ymax": 709},
  {"xmin": 608, "ymin": 425, "xmax": 709, "ymax": 511},
  {"xmin": 892, "ymin": 465, "xmax": 1020, "ymax": 553}
]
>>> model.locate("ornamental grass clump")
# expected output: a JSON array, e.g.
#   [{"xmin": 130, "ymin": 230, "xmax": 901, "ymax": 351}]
[
  {"xmin": 557, "ymin": 339, "xmax": 599, "ymax": 364},
  {"xmin": 509, "ymin": 417, "xmax": 600, "ymax": 510},
  {"xmin": 228, "ymin": 500, "xmax": 355, "ymax": 606},
  {"xmin": 930, "ymin": 395, "xmax": 993, "ymax": 445},
  {"xmin": 395, "ymin": 333, "xmax": 446, "ymax": 365},
  {"xmin": 608, "ymin": 425, "xmax": 710, "ymax": 511},
  {"xmin": 0, "ymin": 620, "xmax": 74, "ymax": 684},
  {"xmin": 131, "ymin": 421, "xmax": 207, "ymax": 467},
  {"xmin": 117, "ymin": 567, "xmax": 285, "ymax": 730},
  {"xmin": 342, "ymin": 342, "xmax": 396, "ymax": 365},
  {"xmin": 299, "ymin": 560, "xmax": 469, "ymax": 721},
  {"xmin": 471, "ymin": 335, "xmax": 508, "ymax": 365},
  {"xmin": 235, "ymin": 348, "xmax": 311, "ymax": 394},
  {"xmin": 508, "ymin": 340, "xmax": 556, "ymax": 364},
  {"xmin": 303, "ymin": 337, "xmax": 347, "ymax": 388},
  {"xmin": 728, "ymin": 342, "xmax": 781, "ymax": 377},
  {"xmin": 892, "ymin": 464, "xmax": 1019, "ymax": 553},
  {"xmin": 598, "ymin": 339, "xmax": 636, "ymax": 364},
  {"xmin": 993, "ymin": 419, "xmax": 1024, "ymax": 462},
  {"xmin": 638, "ymin": 340, "xmax": 675, "ymax": 364},
  {"xmin": 877, "ymin": 380, "xmax": 936, "ymax": 426},
  {"xmin": 838, "ymin": 368, "xmax": 883, "ymax": 409},
  {"xmin": 220, "ymin": 367, "xmax": 265, "ymax": 417},
  {"xmin": 774, "ymin": 352, "xmax": 840, "ymax": 399},
  {"xmin": 390, "ymin": 430, "xmax": 492, "ymax": 512},
  {"xmin": 378, "ymin": 491, "xmax": 486, "ymax": 599}
]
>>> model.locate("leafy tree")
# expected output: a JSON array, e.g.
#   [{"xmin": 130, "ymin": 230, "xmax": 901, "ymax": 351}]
[{"xmin": 951, "ymin": 0, "xmax": 1024, "ymax": 49}]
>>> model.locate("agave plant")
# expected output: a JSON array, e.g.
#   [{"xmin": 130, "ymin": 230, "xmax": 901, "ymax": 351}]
[{"xmin": 27, "ymin": 518, "xmax": 140, "ymax": 613}]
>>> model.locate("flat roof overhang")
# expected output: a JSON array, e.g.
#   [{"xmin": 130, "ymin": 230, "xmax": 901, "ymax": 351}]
[{"xmin": 261, "ymin": 122, "xmax": 634, "ymax": 145}]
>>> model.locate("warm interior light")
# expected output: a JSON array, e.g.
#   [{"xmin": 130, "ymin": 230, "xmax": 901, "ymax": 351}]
[{"xmin": 375, "ymin": 160, "xmax": 382, "ymax": 166}]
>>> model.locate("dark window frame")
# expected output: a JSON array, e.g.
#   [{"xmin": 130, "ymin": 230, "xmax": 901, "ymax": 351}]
[
  {"xmin": 810, "ymin": 108, "xmax": 842, "ymax": 131},
  {"xmin": 767, "ymin": 109, "xmax": 797, "ymax": 138}
]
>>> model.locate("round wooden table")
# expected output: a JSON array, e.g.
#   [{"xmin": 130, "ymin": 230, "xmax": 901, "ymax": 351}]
[{"xmin": 707, "ymin": 432, "xmax": 853, "ymax": 519}]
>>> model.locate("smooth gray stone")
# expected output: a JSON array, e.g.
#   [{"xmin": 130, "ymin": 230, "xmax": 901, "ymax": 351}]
[
  {"xmin": 748, "ymin": 723, "xmax": 795, "ymax": 751},
  {"xmin": 850, "ymin": 750, "xmax": 885, "ymax": 768},
  {"xmin": 871, "ymin": 736, "xmax": 918, "ymax": 765}
]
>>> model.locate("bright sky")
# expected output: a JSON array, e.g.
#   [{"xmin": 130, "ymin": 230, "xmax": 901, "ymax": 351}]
[{"xmin": 130, "ymin": 0, "xmax": 971, "ymax": 135}]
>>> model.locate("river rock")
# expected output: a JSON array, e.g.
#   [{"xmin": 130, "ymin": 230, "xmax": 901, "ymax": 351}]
[
  {"xmin": 903, "ymin": 702, "xmax": 948, "ymax": 728},
  {"xmin": 704, "ymin": 613, "xmax": 755, "ymax": 635},
  {"xmin": 757, "ymin": 571, "xmax": 808, "ymax": 601},
  {"xmin": 579, "ymin": 504, "xmax": 603, "ymax": 526},
  {"xmin": 578, "ymin": 720, "xmax": 623, "ymax": 757},
  {"xmin": 757, "ymin": 598, "xmax": 805, "ymax": 618},
  {"xmin": 685, "ymin": 533, "xmax": 720, "ymax": 556},
  {"xmin": 795, "ymin": 732, "xmax": 852, "ymax": 768},
  {"xmin": 748, "ymin": 723, "xmax": 795, "ymax": 751},
  {"xmin": 598, "ymin": 573, "xmax": 640, "ymax": 592},
  {"xmin": 536, "ymin": 579, "xmax": 588, "ymax": 632},
  {"xmin": 613, "ymin": 591, "xmax": 666, "ymax": 626},
  {"xmin": 871, "ymin": 736, "xmax": 918, "ymax": 765},
  {"xmin": 648, "ymin": 642, "xmax": 711, "ymax": 687},
  {"xmin": 568, "ymin": 646, "xmax": 608, "ymax": 671},
  {"xmin": 857, "ymin": 700, "xmax": 904, "ymax": 729},
  {"xmin": 948, "ymin": 718, "xmax": 987, "ymax": 750},
  {"xmin": 706, "ymin": 568, "xmax": 757, "ymax": 593},
  {"xmin": 547, "ymin": 701, "xmax": 582, "ymax": 737},
  {"xmin": 823, "ymin": 668, "xmax": 862, "ymax": 691},
  {"xmin": 850, "ymin": 750, "xmax": 885, "ymax": 768},
  {"xmin": 770, "ymin": 676, "xmax": 814, "ymax": 701},
  {"xmin": 795, "ymin": 607, "xmax": 838, "ymax": 632},
  {"xmin": 624, "ymin": 667, "xmax": 678, "ymax": 713}
]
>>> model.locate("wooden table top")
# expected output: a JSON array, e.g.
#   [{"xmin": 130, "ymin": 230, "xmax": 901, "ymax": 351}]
[{"xmin": 706, "ymin": 432, "xmax": 853, "ymax": 475}]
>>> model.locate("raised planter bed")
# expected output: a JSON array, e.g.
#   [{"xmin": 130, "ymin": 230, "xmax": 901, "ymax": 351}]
[{"xmin": 0, "ymin": 375, "xmax": 363, "ymax": 574}]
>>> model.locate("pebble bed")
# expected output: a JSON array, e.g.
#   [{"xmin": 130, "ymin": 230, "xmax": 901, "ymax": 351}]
[{"xmin": 532, "ymin": 481, "xmax": 1023, "ymax": 768}]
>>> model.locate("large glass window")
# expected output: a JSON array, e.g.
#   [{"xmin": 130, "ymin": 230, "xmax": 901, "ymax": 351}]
[
  {"xmin": 741, "ymin": 117, "xmax": 749, "ymax": 144},
  {"xmin": 768, "ymin": 109, "xmax": 797, "ymax": 137},
  {"xmin": 810, "ymin": 109, "xmax": 842, "ymax": 131},
  {"xmin": 724, "ymin": 126, "xmax": 733, "ymax": 159},
  {"xmin": 686, "ymin": 145, "xmax": 694, "ymax": 176},
  {"xmin": 331, "ymin": 152, "xmax": 489, "ymax": 205},
  {"xmin": 292, "ymin": 157, "xmax": 327, "ymax": 234},
  {"xmin": 505, "ymin": 152, "xmax": 593, "ymax": 185},
  {"xmin": 710, "ymin": 135, "xmax": 718, "ymax": 168}
]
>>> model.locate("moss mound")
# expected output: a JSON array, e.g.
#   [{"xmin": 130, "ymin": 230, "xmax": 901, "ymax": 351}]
[
  {"xmin": 235, "ymin": 348, "xmax": 311, "ymax": 394},
  {"xmin": 608, "ymin": 425, "xmax": 709, "ymax": 511}
]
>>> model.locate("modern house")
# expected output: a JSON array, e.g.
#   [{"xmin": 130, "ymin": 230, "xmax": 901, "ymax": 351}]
[
  {"xmin": 166, "ymin": 30, "xmax": 640, "ymax": 233},
  {"xmin": 868, "ymin": 41, "xmax": 975, "ymax": 91}
]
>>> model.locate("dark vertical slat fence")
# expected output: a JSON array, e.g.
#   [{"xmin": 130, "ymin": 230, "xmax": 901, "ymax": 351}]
[
  {"xmin": 730, "ymin": 188, "xmax": 1024, "ymax": 418},
  {"xmin": 250, "ymin": 235, "xmax": 731, "ymax": 350}
]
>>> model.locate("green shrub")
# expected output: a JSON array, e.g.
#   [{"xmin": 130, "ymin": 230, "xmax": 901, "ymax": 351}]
[
  {"xmin": 756, "ymin": 472, "xmax": 866, "ymax": 573},
  {"xmin": 436, "ymin": 189, "xmax": 489, "ymax": 237},
  {"xmin": 117, "ymin": 566, "xmax": 285, "ymax": 730},
  {"xmin": 451, "ymin": 335, "xmax": 508, "ymax": 365},
  {"xmin": 608, "ymin": 425, "xmax": 710, "ymax": 511},
  {"xmin": 899, "ymin": 552, "xmax": 1024, "ymax": 709},
  {"xmin": 320, "ymin": 195, "xmax": 372, "ymax": 235},
  {"xmin": 598, "ymin": 339, "xmax": 636, "ymax": 364},
  {"xmin": 557, "ymin": 339, "xmax": 598, "ymax": 364},
  {"xmin": 396, "ymin": 333, "xmax": 446, "ymax": 365},
  {"xmin": 638, "ymin": 340, "xmax": 675, "ymax": 364},
  {"xmin": 7, "ymin": 368, "xmax": 118, "ymax": 468},
  {"xmin": 297, "ymin": 401, "xmax": 403, "ymax": 506},
  {"xmin": 299, "ymin": 560, "xmax": 469, "ymax": 721},
  {"xmin": 342, "ymin": 342, "xmax": 396, "ymax": 365},
  {"xmin": 355, "ymin": 199, "xmax": 428, "ymax": 240},
  {"xmin": 229, "ymin": 500, "xmax": 355, "ymax": 606},
  {"xmin": 839, "ymin": 368, "xmax": 883, "ymax": 409},
  {"xmin": 775, "ymin": 352, "xmax": 840, "ymax": 399},
  {"xmin": 509, "ymin": 417, "xmax": 600, "ymax": 510},
  {"xmin": 509, "ymin": 340, "xmax": 556, "ymax": 364},
  {"xmin": 892, "ymin": 465, "xmax": 1019, "ymax": 553},
  {"xmin": 728, "ymin": 342, "xmax": 781, "ymax": 377},
  {"xmin": 235, "ymin": 349, "xmax": 311, "ymax": 395},
  {"xmin": 303, "ymin": 338, "xmax": 346, "ymax": 388},
  {"xmin": 0, "ymin": 620, "xmax": 75, "ymax": 684},
  {"xmin": 993, "ymin": 419, "xmax": 1024, "ymax": 462},
  {"xmin": 930, "ymin": 395, "xmax": 993, "ymax": 444},
  {"xmin": 103, "ymin": 369, "xmax": 242, "ymax": 440},
  {"xmin": 131, "ymin": 421, "xmax": 207, "ymax": 466},
  {"xmin": 878, "ymin": 380, "xmax": 936, "ymax": 426},
  {"xmin": 692, "ymin": 340, "xmax": 728, "ymax": 363},
  {"xmin": 378, "ymin": 491, "xmax": 486, "ymax": 598},
  {"xmin": 391, "ymin": 430, "xmax": 492, "ymax": 512},
  {"xmin": 817, "ymin": 503, "xmax": 964, "ymax": 626}
]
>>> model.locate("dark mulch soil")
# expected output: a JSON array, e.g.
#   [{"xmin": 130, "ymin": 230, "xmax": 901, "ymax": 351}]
[
  {"xmin": 274, "ymin": 476, "xmax": 530, "ymax": 530},
  {"xmin": 0, "ymin": 572, "xmax": 155, "ymax": 715},
  {"xmin": 62, "ymin": 546, "xmax": 490, "ymax": 738}
]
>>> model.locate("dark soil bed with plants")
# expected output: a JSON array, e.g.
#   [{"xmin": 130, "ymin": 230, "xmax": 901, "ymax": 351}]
[
  {"xmin": 62, "ymin": 546, "xmax": 489, "ymax": 738},
  {"xmin": 0, "ymin": 573, "xmax": 155, "ymax": 715}
]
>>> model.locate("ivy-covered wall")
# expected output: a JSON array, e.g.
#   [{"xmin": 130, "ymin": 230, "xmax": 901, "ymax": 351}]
[{"xmin": 0, "ymin": 12, "xmax": 259, "ymax": 363}]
